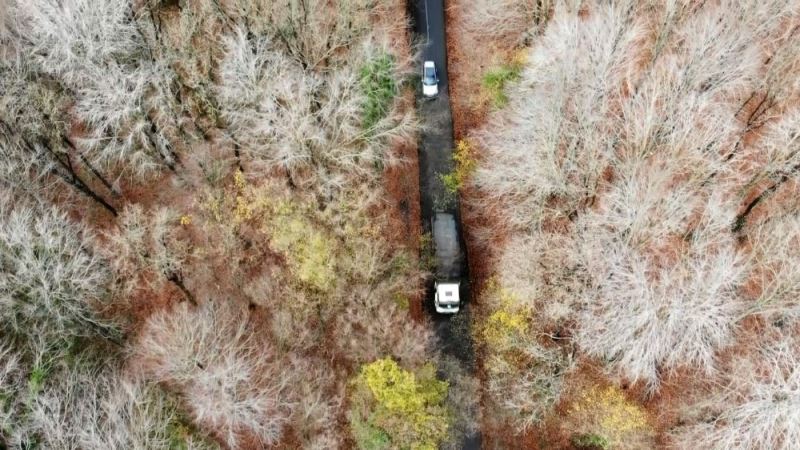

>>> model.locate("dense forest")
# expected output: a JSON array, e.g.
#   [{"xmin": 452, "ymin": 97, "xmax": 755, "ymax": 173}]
[
  {"xmin": 449, "ymin": 0, "xmax": 800, "ymax": 448},
  {"xmin": 0, "ymin": 0, "xmax": 477, "ymax": 448},
  {"xmin": 5, "ymin": 0, "xmax": 800, "ymax": 449}
]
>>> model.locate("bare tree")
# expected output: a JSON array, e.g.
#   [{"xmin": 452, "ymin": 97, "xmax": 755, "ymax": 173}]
[
  {"xmin": 333, "ymin": 288, "xmax": 436, "ymax": 367},
  {"xmin": 575, "ymin": 197, "xmax": 748, "ymax": 391},
  {"xmin": 0, "ymin": 344, "xmax": 23, "ymax": 444},
  {"xmin": 471, "ymin": 2, "xmax": 647, "ymax": 229},
  {"xmin": 470, "ymin": 0, "xmax": 795, "ymax": 397},
  {"xmin": 479, "ymin": 282, "xmax": 572, "ymax": 431},
  {"xmin": 461, "ymin": 0, "xmax": 554, "ymax": 46},
  {"xmin": 2, "ymin": 350, "xmax": 216, "ymax": 450},
  {"xmin": 732, "ymin": 108, "xmax": 800, "ymax": 232},
  {"xmin": 217, "ymin": 24, "xmax": 415, "ymax": 192},
  {"xmin": 744, "ymin": 207, "xmax": 800, "ymax": 320},
  {"xmin": 495, "ymin": 232, "xmax": 581, "ymax": 323},
  {"xmin": 101, "ymin": 204, "xmax": 192, "ymax": 301},
  {"xmin": 217, "ymin": 28, "xmax": 321, "ymax": 173},
  {"xmin": 11, "ymin": 0, "xmax": 181, "ymax": 179},
  {"xmin": 0, "ymin": 196, "xmax": 117, "ymax": 355},
  {"xmin": 290, "ymin": 358, "xmax": 345, "ymax": 449},
  {"xmin": 0, "ymin": 1, "xmax": 435, "ymax": 449},
  {"xmin": 570, "ymin": 0, "xmax": 798, "ymax": 390},
  {"xmin": 220, "ymin": 0, "xmax": 380, "ymax": 71},
  {"xmin": 671, "ymin": 330, "xmax": 800, "ymax": 450},
  {"xmin": 141, "ymin": 0, "xmax": 227, "ymax": 137},
  {"xmin": 0, "ymin": 60, "xmax": 119, "ymax": 214},
  {"xmin": 133, "ymin": 300, "xmax": 298, "ymax": 448},
  {"xmin": 329, "ymin": 228, "xmax": 433, "ymax": 368}
]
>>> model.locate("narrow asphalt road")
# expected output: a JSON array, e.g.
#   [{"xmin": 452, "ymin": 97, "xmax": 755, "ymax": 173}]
[{"xmin": 408, "ymin": 1, "xmax": 481, "ymax": 448}]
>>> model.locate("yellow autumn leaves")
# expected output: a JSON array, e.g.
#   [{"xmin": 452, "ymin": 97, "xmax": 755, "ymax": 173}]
[
  {"xmin": 566, "ymin": 385, "xmax": 654, "ymax": 450},
  {"xmin": 350, "ymin": 357, "xmax": 450, "ymax": 450}
]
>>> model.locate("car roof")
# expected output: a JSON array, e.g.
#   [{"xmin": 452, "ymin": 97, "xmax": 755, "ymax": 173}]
[
  {"xmin": 436, "ymin": 282, "xmax": 459, "ymax": 292},
  {"xmin": 424, "ymin": 61, "xmax": 435, "ymax": 68}
]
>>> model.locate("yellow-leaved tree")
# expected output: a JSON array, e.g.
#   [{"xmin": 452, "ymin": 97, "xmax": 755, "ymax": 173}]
[
  {"xmin": 566, "ymin": 385, "xmax": 654, "ymax": 449},
  {"xmin": 349, "ymin": 357, "xmax": 450, "ymax": 450}
]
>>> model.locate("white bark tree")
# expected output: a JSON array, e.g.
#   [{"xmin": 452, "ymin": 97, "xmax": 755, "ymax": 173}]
[
  {"xmin": 101, "ymin": 204, "xmax": 191, "ymax": 300},
  {"xmin": 671, "ymin": 332, "xmax": 800, "ymax": 450},
  {"xmin": 0, "ymin": 196, "xmax": 117, "ymax": 355},
  {"xmin": 217, "ymin": 24, "xmax": 415, "ymax": 193},
  {"xmin": 471, "ymin": 0, "xmax": 795, "ymax": 396},
  {"xmin": 133, "ymin": 301, "xmax": 298, "ymax": 448},
  {"xmin": 11, "ymin": 0, "xmax": 181, "ymax": 179},
  {"xmin": 3, "ymin": 352, "xmax": 217, "ymax": 450}
]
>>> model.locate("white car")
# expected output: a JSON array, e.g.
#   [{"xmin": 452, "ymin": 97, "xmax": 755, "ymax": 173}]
[
  {"xmin": 434, "ymin": 281, "xmax": 460, "ymax": 314},
  {"xmin": 422, "ymin": 61, "xmax": 439, "ymax": 97}
]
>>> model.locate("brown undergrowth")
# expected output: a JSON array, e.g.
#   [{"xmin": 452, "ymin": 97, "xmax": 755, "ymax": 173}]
[
  {"xmin": 445, "ymin": 0, "xmax": 537, "ymax": 447},
  {"xmin": 446, "ymin": 1, "xmax": 800, "ymax": 449},
  {"xmin": 4, "ymin": 0, "xmax": 434, "ymax": 447}
]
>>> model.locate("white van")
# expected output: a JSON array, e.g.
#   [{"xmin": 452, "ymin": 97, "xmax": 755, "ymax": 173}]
[
  {"xmin": 434, "ymin": 281, "xmax": 460, "ymax": 314},
  {"xmin": 432, "ymin": 212, "xmax": 463, "ymax": 314}
]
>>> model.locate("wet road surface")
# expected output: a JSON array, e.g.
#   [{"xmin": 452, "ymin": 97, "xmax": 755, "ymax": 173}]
[{"xmin": 409, "ymin": 0, "xmax": 481, "ymax": 448}]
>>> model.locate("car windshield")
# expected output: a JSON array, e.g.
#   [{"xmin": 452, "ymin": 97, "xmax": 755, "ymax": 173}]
[{"xmin": 423, "ymin": 66, "xmax": 436, "ymax": 85}]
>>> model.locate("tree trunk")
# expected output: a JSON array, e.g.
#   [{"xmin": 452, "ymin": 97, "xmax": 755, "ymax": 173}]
[{"xmin": 168, "ymin": 271, "xmax": 197, "ymax": 305}]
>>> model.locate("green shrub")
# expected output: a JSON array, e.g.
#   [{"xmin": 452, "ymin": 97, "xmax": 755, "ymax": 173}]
[
  {"xmin": 419, "ymin": 233, "xmax": 436, "ymax": 272},
  {"xmin": 573, "ymin": 433, "xmax": 611, "ymax": 450},
  {"xmin": 360, "ymin": 54, "xmax": 397, "ymax": 130},
  {"xmin": 351, "ymin": 414, "xmax": 392, "ymax": 450},
  {"xmin": 482, "ymin": 64, "xmax": 522, "ymax": 108},
  {"xmin": 27, "ymin": 364, "xmax": 48, "ymax": 397},
  {"xmin": 440, "ymin": 140, "xmax": 477, "ymax": 194}
]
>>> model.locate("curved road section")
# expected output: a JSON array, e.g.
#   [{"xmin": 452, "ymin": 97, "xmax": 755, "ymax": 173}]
[{"xmin": 409, "ymin": 0, "xmax": 481, "ymax": 448}]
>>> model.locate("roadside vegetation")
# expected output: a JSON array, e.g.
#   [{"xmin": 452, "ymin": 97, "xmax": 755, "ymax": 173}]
[
  {"xmin": 453, "ymin": 0, "xmax": 800, "ymax": 447},
  {"xmin": 481, "ymin": 58, "xmax": 524, "ymax": 109},
  {"xmin": 0, "ymin": 0, "xmax": 477, "ymax": 448},
  {"xmin": 440, "ymin": 139, "xmax": 477, "ymax": 194}
]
